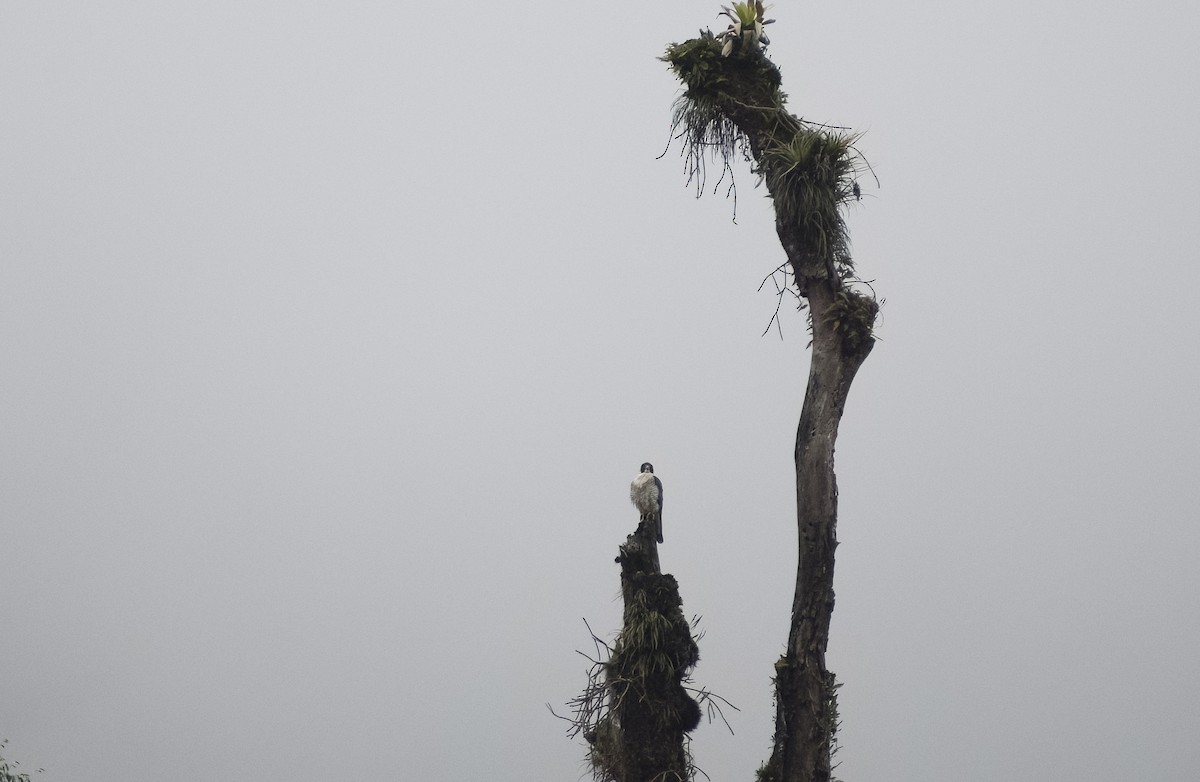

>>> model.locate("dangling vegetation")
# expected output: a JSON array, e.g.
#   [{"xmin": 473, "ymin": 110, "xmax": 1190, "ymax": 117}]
[
  {"xmin": 663, "ymin": 24, "xmax": 874, "ymax": 289},
  {"xmin": 661, "ymin": 31, "xmax": 783, "ymax": 207}
]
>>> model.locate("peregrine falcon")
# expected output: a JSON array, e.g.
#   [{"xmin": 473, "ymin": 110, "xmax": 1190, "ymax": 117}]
[{"xmin": 630, "ymin": 462, "xmax": 664, "ymax": 543}]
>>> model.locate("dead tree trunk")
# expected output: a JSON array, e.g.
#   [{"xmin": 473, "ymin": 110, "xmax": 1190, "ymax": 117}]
[
  {"xmin": 663, "ymin": 28, "xmax": 879, "ymax": 782},
  {"xmin": 584, "ymin": 526, "xmax": 701, "ymax": 782},
  {"xmin": 766, "ymin": 268, "xmax": 874, "ymax": 782}
]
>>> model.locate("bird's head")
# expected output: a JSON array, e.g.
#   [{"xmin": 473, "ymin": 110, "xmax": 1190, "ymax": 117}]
[{"xmin": 640, "ymin": 462, "xmax": 655, "ymax": 474}]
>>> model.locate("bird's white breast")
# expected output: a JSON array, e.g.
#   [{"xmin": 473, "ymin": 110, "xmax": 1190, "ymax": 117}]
[{"xmin": 630, "ymin": 473, "xmax": 661, "ymax": 514}]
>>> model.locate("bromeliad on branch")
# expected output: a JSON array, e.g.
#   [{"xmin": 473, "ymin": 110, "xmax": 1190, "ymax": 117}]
[{"xmin": 716, "ymin": 1, "xmax": 775, "ymax": 56}]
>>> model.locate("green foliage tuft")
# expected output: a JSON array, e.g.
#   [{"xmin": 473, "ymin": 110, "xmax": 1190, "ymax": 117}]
[
  {"xmin": 664, "ymin": 14, "xmax": 872, "ymax": 282},
  {"xmin": 663, "ymin": 32, "xmax": 782, "ymax": 106},
  {"xmin": 572, "ymin": 574, "xmax": 704, "ymax": 781},
  {"xmin": 0, "ymin": 741, "xmax": 37, "ymax": 782},
  {"xmin": 760, "ymin": 128, "xmax": 861, "ymax": 267},
  {"xmin": 824, "ymin": 288, "xmax": 879, "ymax": 354}
]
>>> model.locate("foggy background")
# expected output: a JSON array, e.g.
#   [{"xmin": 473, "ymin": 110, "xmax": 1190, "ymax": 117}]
[{"xmin": 3, "ymin": 1, "xmax": 1198, "ymax": 780}]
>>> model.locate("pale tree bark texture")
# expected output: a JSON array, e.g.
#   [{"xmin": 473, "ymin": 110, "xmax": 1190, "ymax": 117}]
[{"xmin": 664, "ymin": 29, "xmax": 878, "ymax": 782}]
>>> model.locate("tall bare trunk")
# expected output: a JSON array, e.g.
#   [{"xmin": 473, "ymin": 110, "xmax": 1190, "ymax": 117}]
[{"xmin": 770, "ymin": 285, "xmax": 873, "ymax": 782}]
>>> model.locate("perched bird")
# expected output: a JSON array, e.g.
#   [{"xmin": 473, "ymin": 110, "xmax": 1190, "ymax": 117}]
[{"xmin": 630, "ymin": 462, "xmax": 664, "ymax": 543}]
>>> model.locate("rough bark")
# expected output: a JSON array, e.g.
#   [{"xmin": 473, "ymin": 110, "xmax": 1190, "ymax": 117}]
[
  {"xmin": 588, "ymin": 527, "xmax": 700, "ymax": 782},
  {"xmin": 768, "ymin": 276, "xmax": 873, "ymax": 782},
  {"xmin": 729, "ymin": 89, "xmax": 875, "ymax": 782}
]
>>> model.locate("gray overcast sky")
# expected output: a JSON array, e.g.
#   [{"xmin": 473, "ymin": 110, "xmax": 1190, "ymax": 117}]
[{"xmin": 3, "ymin": 1, "xmax": 1198, "ymax": 780}]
